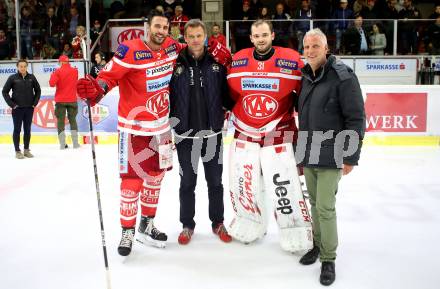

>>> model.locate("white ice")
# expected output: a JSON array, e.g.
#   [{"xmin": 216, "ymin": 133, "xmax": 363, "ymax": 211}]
[{"xmin": 0, "ymin": 143, "xmax": 439, "ymax": 289}]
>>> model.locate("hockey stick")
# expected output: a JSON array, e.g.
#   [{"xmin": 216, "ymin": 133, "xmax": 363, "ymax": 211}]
[{"xmin": 86, "ymin": 101, "xmax": 112, "ymax": 289}]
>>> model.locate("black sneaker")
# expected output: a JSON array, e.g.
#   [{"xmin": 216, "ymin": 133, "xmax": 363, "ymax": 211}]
[
  {"xmin": 320, "ymin": 261, "xmax": 336, "ymax": 286},
  {"xmin": 299, "ymin": 245, "xmax": 320, "ymax": 265},
  {"xmin": 118, "ymin": 227, "xmax": 135, "ymax": 256}
]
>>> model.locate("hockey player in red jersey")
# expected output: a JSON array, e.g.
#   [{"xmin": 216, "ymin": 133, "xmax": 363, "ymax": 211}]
[
  {"xmin": 76, "ymin": 10, "xmax": 231, "ymax": 256},
  {"xmin": 227, "ymin": 19, "xmax": 313, "ymax": 253}
]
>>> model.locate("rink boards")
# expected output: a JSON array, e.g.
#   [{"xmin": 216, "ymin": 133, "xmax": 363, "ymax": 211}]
[{"xmin": 0, "ymin": 85, "xmax": 439, "ymax": 146}]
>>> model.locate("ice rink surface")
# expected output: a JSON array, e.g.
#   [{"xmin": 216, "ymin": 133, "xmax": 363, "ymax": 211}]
[{"xmin": 1, "ymin": 143, "xmax": 439, "ymax": 289}]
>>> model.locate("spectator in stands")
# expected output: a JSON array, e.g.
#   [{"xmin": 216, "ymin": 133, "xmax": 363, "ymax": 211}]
[
  {"xmin": 53, "ymin": 0, "xmax": 67, "ymax": 21},
  {"xmin": 61, "ymin": 42, "xmax": 73, "ymax": 58},
  {"xmin": 249, "ymin": 0, "xmax": 264, "ymax": 18},
  {"xmin": 257, "ymin": 6, "xmax": 271, "ymax": 20},
  {"xmin": 295, "ymin": 0, "xmax": 315, "ymax": 53},
  {"xmin": 71, "ymin": 25, "xmax": 86, "ymax": 59},
  {"xmin": 360, "ymin": 0, "xmax": 381, "ymax": 31},
  {"xmin": 91, "ymin": 51, "xmax": 107, "ymax": 78},
  {"xmin": 3, "ymin": 0, "xmax": 15, "ymax": 29},
  {"xmin": 171, "ymin": 5, "xmax": 189, "ymax": 36},
  {"xmin": 383, "ymin": 0, "xmax": 399, "ymax": 54},
  {"xmin": 232, "ymin": 0, "xmax": 254, "ymax": 52},
  {"xmin": 42, "ymin": 6, "xmax": 61, "ymax": 51},
  {"xmin": 353, "ymin": 0, "xmax": 367, "ymax": 15},
  {"xmin": 272, "ymin": 2, "xmax": 292, "ymax": 47},
  {"xmin": 343, "ymin": 15, "xmax": 370, "ymax": 54},
  {"xmin": 208, "ymin": 23, "xmax": 226, "ymax": 47},
  {"xmin": 398, "ymin": 0, "xmax": 421, "ymax": 54},
  {"xmin": 332, "ymin": 0, "xmax": 354, "ymax": 53},
  {"xmin": 110, "ymin": 0, "xmax": 126, "ymax": 18},
  {"xmin": 0, "ymin": 1, "xmax": 7, "ymax": 28},
  {"xmin": 40, "ymin": 43, "xmax": 59, "ymax": 59},
  {"xmin": 90, "ymin": 19, "xmax": 102, "ymax": 46},
  {"xmin": 0, "ymin": 28, "xmax": 11, "ymax": 60},
  {"xmin": 425, "ymin": 15, "xmax": 440, "ymax": 55},
  {"xmin": 160, "ymin": 0, "xmax": 180, "ymax": 11},
  {"xmin": 20, "ymin": 6, "xmax": 35, "ymax": 59},
  {"xmin": 429, "ymin": 5, "xmax": 440, "ymax": 19},
  {"xmin": 67, "ymin": 6, "xmax": 84, "ymax": 38},
  {"xmin": 369, "ymin": 23, "xmax": 387, "ymax": 55}
]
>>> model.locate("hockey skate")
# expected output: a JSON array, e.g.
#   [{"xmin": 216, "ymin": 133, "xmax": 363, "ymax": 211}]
[
  {"xmin": 136, "ymin": 216, "xmax": 167, "ymax": 248},
  {"xmin": 118, "ymin": 227, "xmax": 135, "ymax": 256}
]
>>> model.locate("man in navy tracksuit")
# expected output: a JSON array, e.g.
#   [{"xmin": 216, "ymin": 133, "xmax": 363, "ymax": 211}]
[{"xmin": 169, "ymin": 19, "xmax": 233, "ymax": 245}]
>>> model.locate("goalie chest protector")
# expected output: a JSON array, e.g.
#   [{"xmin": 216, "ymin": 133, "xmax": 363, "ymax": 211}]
[{"xmin": 227, "ymin": 47, "xmax": 303, "ymax": 136}]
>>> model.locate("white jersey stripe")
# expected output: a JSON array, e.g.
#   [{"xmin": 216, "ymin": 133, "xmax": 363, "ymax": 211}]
[
  {"xmin": 118, "ymin": 115, "xmax": 168, "ymax": 129},
  {"xmin": 140, "ymin": 202, "xmax": 158, "ymax": 208},
  {"xmin": 113, "ymin": 55, "xmax": 178, "ymax": 69},
  {"xmin": 118, "ymin": 125, "xmax": 171, "ymax": 136},
  {"xmin": 227, "ymin": 71, "xmax": 302, "ymax": 80}
]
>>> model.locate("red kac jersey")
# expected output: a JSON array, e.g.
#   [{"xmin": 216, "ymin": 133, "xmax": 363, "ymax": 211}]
[
  {"xmin": 97, "ymin": 37, "xmax": 185, "ymax": 136},
  {"xmin": 227, "ymin": 47, "xmax": 303, "ymax": 138}
]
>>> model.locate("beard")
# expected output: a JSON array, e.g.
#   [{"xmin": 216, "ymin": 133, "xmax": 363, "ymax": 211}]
[
  {"xmin": 255, "ymin": 42, "xmax": 272, "ymax": 55},
  {"xmin": 150, "ymin": 32, "xmax": 166, "ymax": 46}
]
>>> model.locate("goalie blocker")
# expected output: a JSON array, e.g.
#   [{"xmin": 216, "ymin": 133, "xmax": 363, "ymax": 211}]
[{"xmin": 229, "ymin": 139, "xmax": 313, "ymax": 253}]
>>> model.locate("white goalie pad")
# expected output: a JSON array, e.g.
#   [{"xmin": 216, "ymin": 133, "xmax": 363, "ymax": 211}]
[
  {"xmin": 261, "ymin": 143, "xmax": 313, "ymax": 253},
  {"xmin": 228, "ymin": 139, "xmax": 266, "ymax": 244}
]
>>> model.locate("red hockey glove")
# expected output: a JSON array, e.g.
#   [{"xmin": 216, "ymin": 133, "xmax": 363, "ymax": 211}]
[
  {"xmin": 77, "ymin": 75, "xmax": 105, "ymax": 106},
  {"xmin": 208, "ymin": 39, "xmax": 232, "ymax": 67}
]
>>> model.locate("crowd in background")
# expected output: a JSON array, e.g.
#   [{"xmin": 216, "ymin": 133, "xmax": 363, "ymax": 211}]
[{"xmin": 1, "ymin": 0, "xmax": 440, "ymax": 61}]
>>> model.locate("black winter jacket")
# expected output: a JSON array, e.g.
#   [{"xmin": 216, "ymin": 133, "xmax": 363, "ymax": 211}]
[
  {"xmin": 2, "ymin": 73, "xmax": 41, "ymax": 108},
  {"xmin": 169, "ymin": 48, "xmax": 232, "ymax": 136},
  {"xmin": 298, "ymin": 55, "xmax": 365, "ymax": 168}
]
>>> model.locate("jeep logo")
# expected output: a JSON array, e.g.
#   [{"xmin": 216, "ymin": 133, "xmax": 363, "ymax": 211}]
[{"xmin": 273, "ymin": 173, "xmax": 293, "ymax": 215}]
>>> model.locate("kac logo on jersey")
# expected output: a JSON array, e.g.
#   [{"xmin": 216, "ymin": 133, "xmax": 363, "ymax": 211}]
[
  {"xmin": 146, "ymin": 62, "xmax": 173, "ymax": 77},
  {"xmin": 231, "ymin": 58, "xmax": 248, "ymax": 68},
  {"xmin": 242, "ymin": 93, "xmax": 278, "ymax": 119},
  {"xmin": 275, "ymin": 58, "xmax": 298, "ymax": 70},
  {"xmin": 241, "ymin": 78, "xmax": 280, "ymax": 92},
  {"xmin": 146, "ymin": 91, "xmax": 169, "ymax": 115},
  {"xmin": 134, "ymin": 50, "xmax": 153, "ymax": 60},
  {"xmin": 115, "ymin": 44, "xmax": 129, "ymax": 59},
  {"xmin": 146, "ymin": 74, "xmax": 172, "ymax": 92}
]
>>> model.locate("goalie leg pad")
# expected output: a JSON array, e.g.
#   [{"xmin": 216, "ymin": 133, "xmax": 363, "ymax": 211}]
[
  {"xmin": 260, "ymin": 143, "xmax": 313, "ymax": 253},
  {"xmin": 228, "ymin": 139, "xmax": 266, "ymax": 243}
]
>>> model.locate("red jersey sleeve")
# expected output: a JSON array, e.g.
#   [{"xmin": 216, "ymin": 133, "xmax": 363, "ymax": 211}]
[{"xmin": 97, "ymin": 42, "xmax": 134, "ymax": 93}]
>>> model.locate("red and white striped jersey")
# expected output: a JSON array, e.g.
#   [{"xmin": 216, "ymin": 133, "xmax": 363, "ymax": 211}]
[
  {"xmin": 227, "ymin": 47, "xmax": 303, "ymax": 138},
  {"xmin": 97, "ymin": 37, "xmax": 185, "ymax": 136}
]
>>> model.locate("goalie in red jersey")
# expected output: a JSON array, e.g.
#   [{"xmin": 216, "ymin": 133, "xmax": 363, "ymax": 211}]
[
  {"xmin": 76, "ymin": 10, "xmax": 231, "ymax": 256},
  {"xmin": 227, "ymin": 19, "xmax": 313, "ymax": 253}
]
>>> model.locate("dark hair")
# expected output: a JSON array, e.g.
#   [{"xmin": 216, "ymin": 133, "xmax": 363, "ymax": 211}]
[
  {"xmin": 147, "ymin": 9, "xmax": 168, "ymax": 25},
  {"xmin": 251, "ymin": 19, "xmax": 274, "ymax": 34},
  {"xmin": 17, "ymin": 59, "xmax": 28, "ymax": 67},
  {"xmin": 95, "ymin": 51, "xmax": 105, "ymax": 60}
]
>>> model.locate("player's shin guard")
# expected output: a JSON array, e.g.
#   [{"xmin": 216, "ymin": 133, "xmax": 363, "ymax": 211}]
[
  {"xmin": 140, "ymin": 172, "xmax": 164, "ymax": 217},
  {"xmin": 228, "ymin": 139, "xmax": 266, "ymax": 244},
  {"xmin": 137, "ymin": 173, "xmax": 167, "ymax": 248},
  {"xmin": 261, "ymin": 143, "xmax": 313, "ymax": 253},
  {"xmin": 120, "ymin": 178, "xmax": 143, "ymax": 228}
]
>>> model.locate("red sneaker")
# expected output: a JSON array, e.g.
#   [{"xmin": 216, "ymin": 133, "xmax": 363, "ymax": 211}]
[
  {"xmin": 213, "ymin": 223, "xmax": 232, "ymax": 243},
  {"xmin": 178, "ymin": 228, "xmax": 194, "ymax": 245}
]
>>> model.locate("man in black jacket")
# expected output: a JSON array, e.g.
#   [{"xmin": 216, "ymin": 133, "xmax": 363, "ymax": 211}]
[
  {"xmin": 296, "ymin": 29, "xmax": 365, "ymax": 286},
  {"xmin": 169, "ymin": 19, "xmax": 233, "ymax": 245},
  {"xmin": 2, "ymin": 59, "xmax": 41, "ymax": 159}
]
